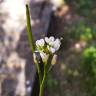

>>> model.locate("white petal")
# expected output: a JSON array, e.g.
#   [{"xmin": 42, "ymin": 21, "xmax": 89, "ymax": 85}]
[
  {"xmin": 36, "ymin": 39, "xmax": 45, "ymax": 47},
  {"xmin": 36, "ymin": 40, "xmax": 39, "ymax": 46},
  {"xmin": 40, "ymin": 52, "xmax": 45, "ymax": 60},
  {"xmin": 47, "ymin": 45, "xmax": 56, "ymax": 53},
  {"xmin": 49, "ymin": 36, "xmax": 55, "ymax": 42},
  {"xmin": 49, "ymin": 42, "xmax": 54, "ymax": 46},
  {"xmin": 40, "ymin": 39, "xmax": 45, "ymax": 46},
  {"xmin": 45, "ymin": 36, "xmax": 55, "ymax": 44},
  {"xmin": 50, "ymin": 47, "xmax": 56, "ymax": 53},
  {"xmin": 54, "ymin": 39, "xmax": 61, "ymax": 51},
  {"xmin": 40, "ymin": 52, "xmax": 49, "ymax": 63},
  {"xmin": 45, "ymin": 37, "xmax": 49, "ymax": 43}
]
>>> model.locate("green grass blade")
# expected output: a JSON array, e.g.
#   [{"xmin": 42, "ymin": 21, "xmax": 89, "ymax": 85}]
[{"xmin": 26, "ymin": 4, "xmax": 35, "ymax": 53}]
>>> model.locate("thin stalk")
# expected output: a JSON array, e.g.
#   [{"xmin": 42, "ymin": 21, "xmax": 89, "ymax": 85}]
[
  {"xmin": 47, "ymin": 65, "xmax": 53, "ymax": 74},
  {"xmin": 39, "ymin": 65, "xmax": 47, "ymax": 96},
  {"xmin": 26, "ymin": 4, "xmax": 35, "ymax": 53},
  {"xmin": 35, "ymin": 62, "xmax": 42, "ymax": 84},
  {"xmin": 26, "ymin": 3, "xmax": 43, "ymax": 89}
]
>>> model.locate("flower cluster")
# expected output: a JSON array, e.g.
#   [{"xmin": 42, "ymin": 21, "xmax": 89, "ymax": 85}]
[
  {"xmin": 34, "ymin": 36, "xmax": 61, "ymax": 64},
  {"xmin": 26, "ymin": 5, "xmax": 62, "ymax": 96}
]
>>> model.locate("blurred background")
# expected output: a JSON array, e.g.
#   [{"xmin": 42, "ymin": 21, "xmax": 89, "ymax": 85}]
[{"xmin": 0, "ymin": 0, "xmax": 96, "ymax": 96}]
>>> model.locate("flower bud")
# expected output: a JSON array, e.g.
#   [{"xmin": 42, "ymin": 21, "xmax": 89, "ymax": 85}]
[
  {"xmin": 40, "ymin": 52, "xmax": 49, "ymax": 64},
  {"xmin": 51, "ymin": 54, "xmax": 58, "ymax": 65},
  {"xmin": 33, "ymin": 53, "xmax": 38, "ymax": 64}
]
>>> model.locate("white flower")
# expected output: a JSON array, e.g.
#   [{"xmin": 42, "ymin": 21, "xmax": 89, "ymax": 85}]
[
  {"xmin": 35, "ymin": 36, "xmax": 61, "ymax": 54},
  {"xmin": 49, "ymin": 36, "xmax": 55, "ymax": 42},
  {"xmin": 45, "ymin": 37, "xmax": 49, "ymax": 43},
  {"xmin": 47, "ymin": 46, "xmax": 56, "ymax": 53},
  {"xmin": 36, "ymin": 39, "xmax": 45, "ymax": 52},
  {"xmin": 45, "ymin": 37, "xmax": 61, "ymax": 53},
  {"xmin": 53, "ymin": 39, "xmax": 61, "ymax": 51},
  {"xmin": 36, "ymin": 39, "xmax": 45, "ymax": 47},
  {"xmin": 40, "ymin": 52, "xmax": 49, "ymax": 64},
  {"xmin": 45, "ymin": 36, "xmax": 55, "ymax": 45}
]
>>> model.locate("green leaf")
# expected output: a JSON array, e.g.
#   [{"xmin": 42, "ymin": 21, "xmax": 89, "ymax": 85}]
[{"xmin": 26, "ymin": 4, "xmax": 35, "ymax": 53}]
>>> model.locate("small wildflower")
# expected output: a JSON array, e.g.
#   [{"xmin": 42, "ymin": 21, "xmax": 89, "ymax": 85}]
[
  {"xmin": 45, "ymin": 36, "xmax": 55, "ymax": 46},
  {"xmin": 45, "ymin": 37, "xmax": 61, "ymax": 53},
  {"xmin": 40, "ymin": 52, "xmax": 49, "ymax": 64},
  {"xmin": 53, "ymin": 38, "xmax": 61, "ymax": 51},
  {"xmin": 36, "ymin": 39, "xmax": 45, "ymax": 47},
  {"xmin": 36, "ymin": 39, "xmax": 45, "ymax": 52},
  {"xmin": 35, "ymin": 36, "xmax": 61, "ymax": 64}
]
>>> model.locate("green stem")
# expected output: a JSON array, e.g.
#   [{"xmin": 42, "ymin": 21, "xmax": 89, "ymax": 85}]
[
  {"xmin": 39, "ymin": 65, "xmax": 47, "ymax": 96},
  {"xmin": 35, "ymin": 62, "xmax": 42, "ymax": 84},
  {"xmin": 39, "ymin": 77, "xmax": 46, "ymax": 96},
  {"xmin": 26, "ymin": 4, "xmax": 42, "ymax": 82},
  {"xmin": 26, "ymin": 4, "xmax": 35, "ymax": 53}
]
